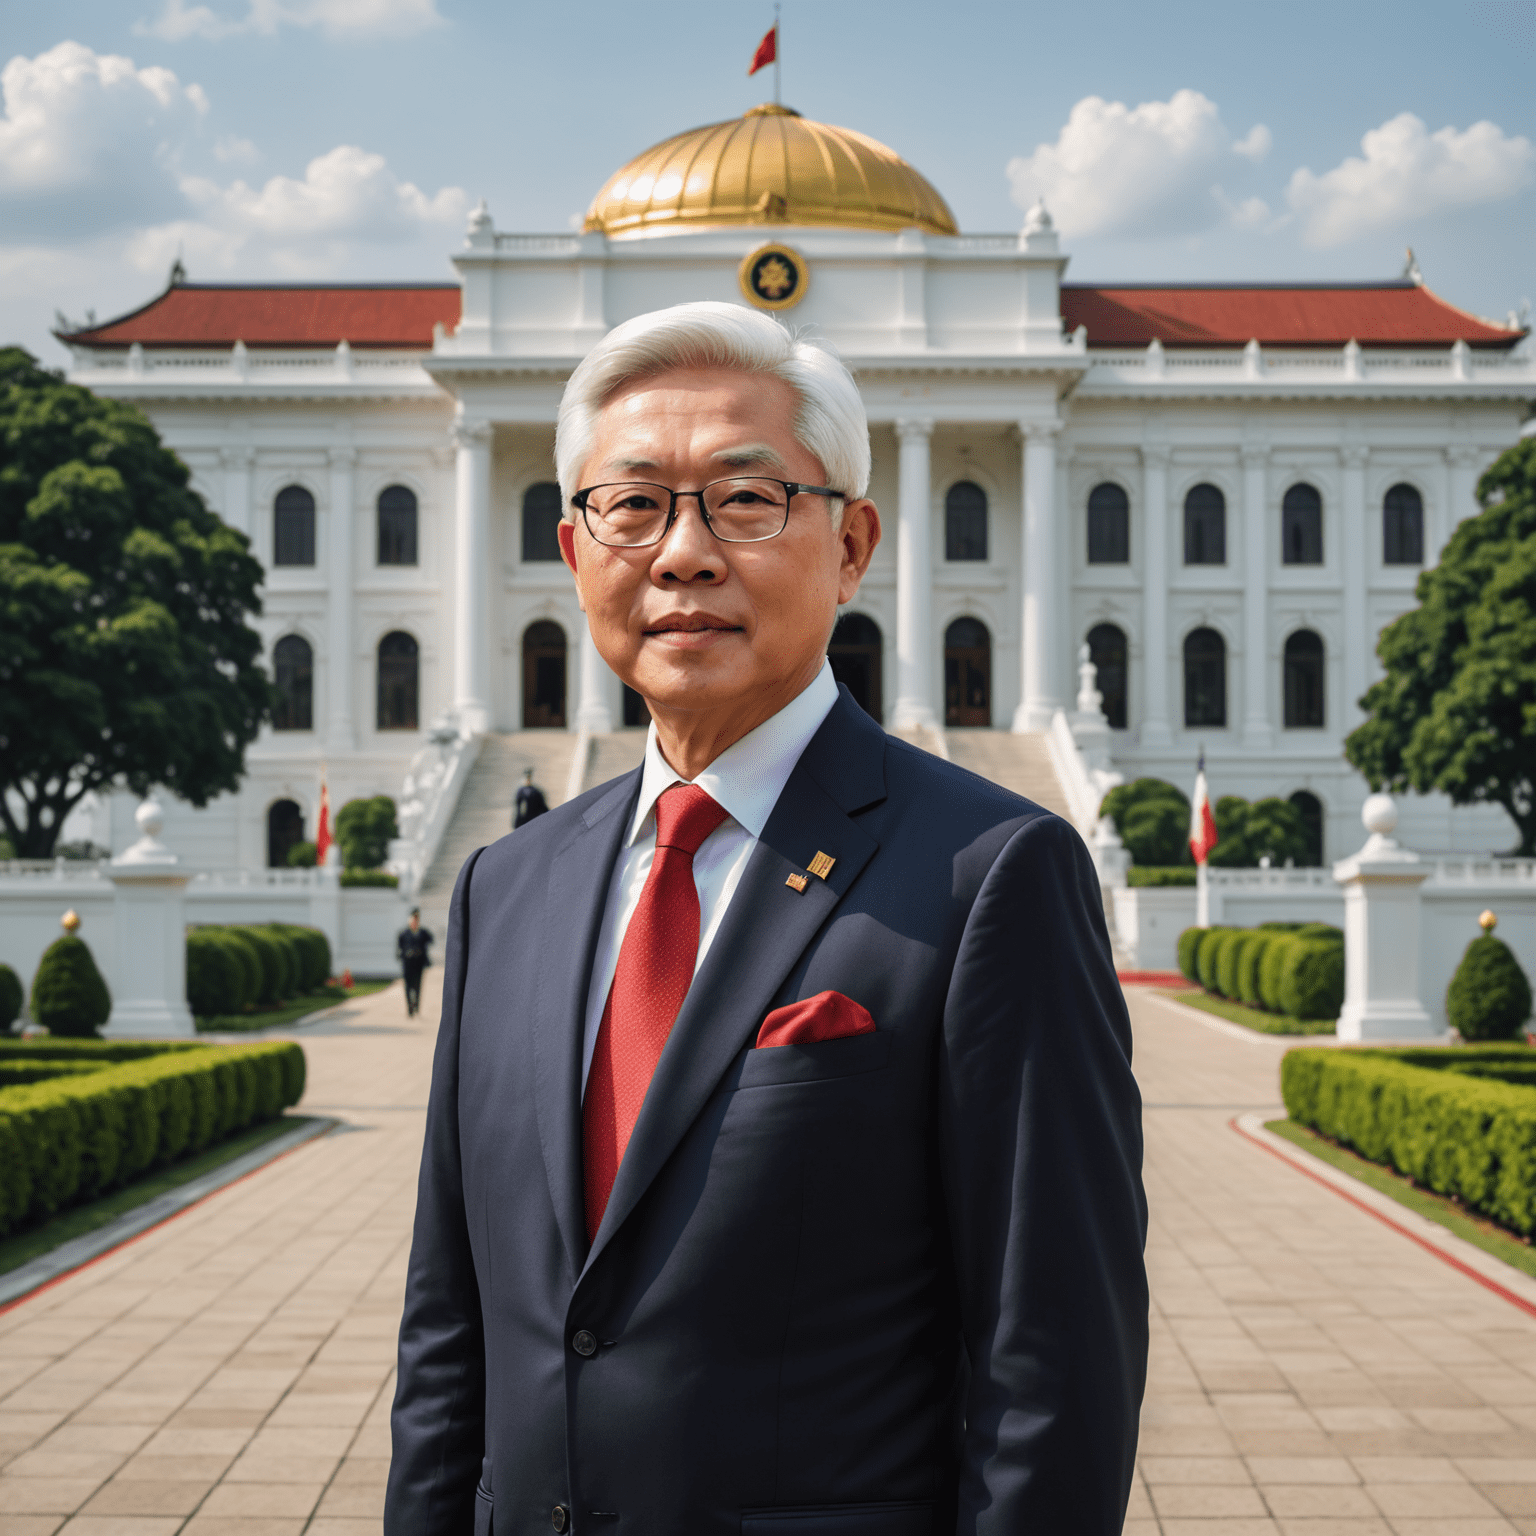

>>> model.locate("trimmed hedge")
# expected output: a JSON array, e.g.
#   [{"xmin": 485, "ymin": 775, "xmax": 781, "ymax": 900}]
[
  {"xmin": 1126, "ymin": 866, "xmax": 1197, "ymax": 887},
  {"xmin": 1177, "ymin": 921, "xmax": 1344, "ymax": 1018},
  {"xmin": 0, "ymin": 1039, "xmax": 305, "ymax": 1236},
  {"xmin": 184, "ymin": 924, "xmax": 332, "ymax": 1018},
  {"xmin": 340, "ymin": 868, "xmax": 398, "ymax": 888},
  {"xmin": 1281, "ymin": 1046, "xmax": 1536, "ymax": 1235}
]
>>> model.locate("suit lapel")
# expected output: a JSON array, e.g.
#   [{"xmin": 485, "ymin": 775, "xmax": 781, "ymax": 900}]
[
  {"xmin": 584, "ymin": 692, "xmax": 887, "ymax": 1271},
  {"xmin": 531, "ymin": 772, "xmax": 640, "ymax": 1281}
]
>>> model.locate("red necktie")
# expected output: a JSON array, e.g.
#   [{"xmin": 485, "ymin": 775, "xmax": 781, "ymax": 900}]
[{"xmin": 583, "ymin": 784, "xmax": 729, "ymax": 1241}]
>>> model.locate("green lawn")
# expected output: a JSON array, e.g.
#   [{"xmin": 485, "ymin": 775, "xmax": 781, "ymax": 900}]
[
  {"xmin": 196, "ymin": 979, "xmax": 391, "ymax": 1033},
  {"xmin": 0, "ymin": 1114, "xmax": 323, "ymax": 1279},
  {"xmin": 1265, "ymin": 1118, "xmax": 1536, "ymax": 1283},
  {"xmin": 1160, "ymin": 988, "xmax": 1336, "ymax": 1036}
]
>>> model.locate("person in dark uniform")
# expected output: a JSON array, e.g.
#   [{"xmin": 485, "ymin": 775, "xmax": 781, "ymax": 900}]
[
  {"xmin": 512, "ymin": 766, "xmax": 549, "ymax": 829},
  {"xmin": 396, "ymin": 908, "xmax": 433, "ymax": 1016}
]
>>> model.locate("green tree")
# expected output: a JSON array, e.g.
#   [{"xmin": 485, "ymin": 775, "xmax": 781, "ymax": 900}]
[
  {"xmin": 1208, "ymin": 796, "xmax": 1310, "ymax": 868},
  {"xmin": 1346, "ymin": 437, "xmax": 1536, "ymax": 854},
  {"xmin": 1099, "ymin": 777, "xmax": 1190, "ymax": 866},
  {"xmin": 335, "ymin": 795, "xmax": 398, "ymax": 870},
  {"xmin": 0, "ymin": 349, "xmax": 269, "ymax": 856}
]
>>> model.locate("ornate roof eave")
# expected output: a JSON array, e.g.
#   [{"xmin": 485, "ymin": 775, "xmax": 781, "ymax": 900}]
[
  {"xmin": 424, "ymin": 353, "xmax": 1095, "ymax": 385},
  {"xmin": 1073, "ymin": 379, "xmax": 1536, "ymax": 404}
]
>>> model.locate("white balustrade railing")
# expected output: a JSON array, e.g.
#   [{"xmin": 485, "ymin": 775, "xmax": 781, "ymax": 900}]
[{"xmin": 387, "ymin": 718, "xmax": 484, "ymax": 898}]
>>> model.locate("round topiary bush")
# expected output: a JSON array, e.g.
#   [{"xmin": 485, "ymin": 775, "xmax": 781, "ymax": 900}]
[
  {"xmin": 1257, "ymin": 935, "xmax": 1295, "ymax": 1013},
  {"xmin": 30, "ymin": 935, "xmax": 111, "ymax": 1037},
  {"xmin": 257, "ymin": 926, "xmax": 302, "ymax": 999},
  {"xmin": 236, "ymin": 926, "xmax": 285, "ymax": 1007},
  {"xmin": 1238, "ymin": 933, "xmax": 1274, "ymax": 1007},
  {"xmin": 0, "ymin": 962, "xmax": 22, "ymax": 1030},
  {"xmin": 1277, "ymin": 940, "xmax": 1345, "ymax": 1021},
  {"xmin": 215, "ymin": 929, "xmax": 261, "ymax": 1010},
  {"xmin": 1447, "ymin": 935, "xmax": 1533, "ymax": 1042},
  {"xmin": 1218, "ymin": 931, "xmax": 1259, "ymax": 1001}
]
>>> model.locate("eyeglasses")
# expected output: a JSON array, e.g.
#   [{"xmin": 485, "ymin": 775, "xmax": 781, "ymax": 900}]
[{"xmin": 571, "ymin": 477, "xmax": 845, "ymax": 548}]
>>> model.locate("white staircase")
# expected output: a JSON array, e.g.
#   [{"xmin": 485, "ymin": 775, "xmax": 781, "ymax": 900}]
[{"xmin": 942, "ymin": 730, "xmax": 1074, "ymax": 820}]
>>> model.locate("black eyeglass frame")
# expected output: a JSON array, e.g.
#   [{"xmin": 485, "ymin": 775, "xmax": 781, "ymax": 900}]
[{"xmin": 570, "ymin": 478, "xmax": 846, "ymax": 548}]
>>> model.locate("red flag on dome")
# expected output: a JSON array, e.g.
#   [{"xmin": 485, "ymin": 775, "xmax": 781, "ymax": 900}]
[
  {"xmin": 1188, "ymin": 757, "xmax": 1218, "ymax": 866},
  {"xmin": 315, "ymin": 778, "xmax": 332, "ymax": 866},
  {"xmin": 748, "ymin": 24, "xmax": 777, "ymax": 75}
]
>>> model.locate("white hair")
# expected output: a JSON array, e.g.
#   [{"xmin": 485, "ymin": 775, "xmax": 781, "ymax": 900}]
[{"xmin": 554, "ymin": 301, "xmax": 871, "ymax": 517}]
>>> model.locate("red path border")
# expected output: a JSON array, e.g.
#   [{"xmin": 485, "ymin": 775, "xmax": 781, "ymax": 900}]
[{"xmin": 1230, "ymin": 1115, "xmax": 1536, "ymax": 1321}]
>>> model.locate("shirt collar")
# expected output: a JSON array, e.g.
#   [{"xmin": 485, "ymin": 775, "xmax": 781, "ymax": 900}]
[{"xmin": 627, "ymin": 660, "xmax": 839, "ymax": 846}]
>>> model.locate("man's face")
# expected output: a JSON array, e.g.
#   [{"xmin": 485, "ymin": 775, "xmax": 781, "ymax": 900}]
[
  {"xmin": 558, "ymin": 367, "xmax": 879, "ymax": 722},
  {"xmin": 409, "ymin": 915, "xmax": 420, "ymax": 931}
]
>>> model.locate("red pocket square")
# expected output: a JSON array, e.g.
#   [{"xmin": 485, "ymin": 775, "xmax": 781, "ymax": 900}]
[{"xmin": 755, "ymin": 990, "xmax": 875, "ymax": 1049}]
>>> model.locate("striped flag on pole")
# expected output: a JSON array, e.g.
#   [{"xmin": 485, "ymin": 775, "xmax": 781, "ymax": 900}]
[{"xmin": 1188, "ymin": 756, "xmax": 1218, "ymax": 866}]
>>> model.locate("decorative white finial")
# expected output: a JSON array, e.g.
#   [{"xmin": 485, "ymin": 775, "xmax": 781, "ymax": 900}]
[
  {"xmin": 1023, "ymin": 199, "xmax": 1053, "ymax": 235},
  {"xmin": 135, "ymin": 799, "xmax": 164, "ymax": 840},
  {"xmin": 1361, "ymin": 792, "xmax": 1398, "ymax": 838},
  {"xmin": 115, "ymin": 796, "xmax": 176, "ymax": 867},
  {"xmin": 1402, "ymin": 247, "xmax": 1424, "ymax": 286},
  {"xmin": 1076, "ymin": 644, "xmax": 1104, "ymax": 716},
  {"xmin": 468, "ymin": 198, "xmax": 492, "ymax": 236}
]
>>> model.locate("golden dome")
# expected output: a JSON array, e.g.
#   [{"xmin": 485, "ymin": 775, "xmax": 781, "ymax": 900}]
[{"xmin": 583, "ymin": 104, "xmax": 958, "ymax": 238}]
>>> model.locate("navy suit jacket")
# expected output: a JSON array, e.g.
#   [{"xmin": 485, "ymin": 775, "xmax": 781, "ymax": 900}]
[{"xmin": 386, "ymin": 688, "xmax": 1147, "ymax": 1536}]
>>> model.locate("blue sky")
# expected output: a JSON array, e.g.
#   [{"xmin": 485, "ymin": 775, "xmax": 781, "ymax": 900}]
[{"xmin": 3, "ymin": 0, "xmax": 1532, "ymax": 362}]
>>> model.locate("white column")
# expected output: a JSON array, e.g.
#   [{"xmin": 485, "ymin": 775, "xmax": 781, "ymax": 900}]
[
  {"xmin": 892, "ymin": 417, "xmax": 937, "ymax": 730},
  {"xmin": 1015, "ymin": 420, "xmax": 1062, "ymax": 732},
  {"xmin": 453, "ymin": 416, "xmax": 494, "ymax": 735},
  {"xmin": 1054, "ymin": 440, "xmax": 1074, "ymax": 727},
  {"xmin": 1139, "ymin": 446, "xmax": 1172, "ymax": 746},
  {"xmin": 1240, "ymin": 446, "xmax": 1271, "ymax": 747},
  {"xmin": 574, "ymin": 623, "xmax": 615, "ymax": 733},
  {"xmin": 220, "ymin": 447, "xmax": 254, "ymax": 538},
  {"xmin": 1334, "ymin": 793, "xmax": 1435, "ymax": 1040},
  {"xmin": 327, "ymin": 446, "xmax": 356, "ymax": 751},
  {"xmin": 104, "ymin": 800, "xmax": 194, "ymax": 1038},
  {"xmin": 1340, "ymin": 445, "xmax": 1369, "ymax": 728}
]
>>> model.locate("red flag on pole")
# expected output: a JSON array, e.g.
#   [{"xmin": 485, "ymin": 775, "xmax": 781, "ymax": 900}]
[
  {"xmin": 748, "ymin": 24, "xmax": 777, "ymax": 75},
  {"xmin": 315, "ymin": 778, "xmax": 332, "ymax": 866},
  {"xmin": 1188, "ymin": 759, "xmax": 1218, "ymax": 865}
]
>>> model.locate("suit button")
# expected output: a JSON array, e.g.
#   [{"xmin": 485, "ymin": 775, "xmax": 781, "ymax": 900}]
[
  {"xmin": 571, "ymin": 1329, "xmax": 597, "ymax": 1357},
  {"xmin": 551, "ymin": 1506, "xmax": 569, "ymax": 1532}
]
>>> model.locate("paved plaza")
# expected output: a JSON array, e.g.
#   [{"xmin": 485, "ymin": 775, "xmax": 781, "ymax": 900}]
[{"xmin": 5, "ymin": 979, "xmax": 1536, "ymax": 1533}]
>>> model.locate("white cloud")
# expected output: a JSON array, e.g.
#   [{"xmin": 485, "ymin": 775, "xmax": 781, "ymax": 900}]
[
  {"xmin": 1005, "ymin": 89, "xmax": 1268, "ymax": 238},
  {"xmin": 1286, "ymin": 112, "xmax": 1535, "ymax": 247},
  {"xmin": 213, "ymin": 134, "xmax": 258, "ymax": 163},
  {"xmin": 1232, "ymin": 124, "xmax": 1272, "ymax": 162},
  {"xmin": 138, "ymin": 0, "xmax": 446, "ymax": 41},
  {"xmin": 183, "ymin": 144, "xmax": 465, "ymax": 241},
  {"xmin": 0, "ymin": 40, "xmax": 207, "ymax": 236}
]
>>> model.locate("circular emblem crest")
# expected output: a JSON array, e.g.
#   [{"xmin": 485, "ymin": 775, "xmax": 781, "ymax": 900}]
[{"xmin": 739, "ymin": 244, "xmax": 808, "ymax": 311}]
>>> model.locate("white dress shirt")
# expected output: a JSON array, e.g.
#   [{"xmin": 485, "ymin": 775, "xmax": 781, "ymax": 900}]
[{"xmin": 580, "ymin": 660, "xmax": 839, "ymax": 1094}]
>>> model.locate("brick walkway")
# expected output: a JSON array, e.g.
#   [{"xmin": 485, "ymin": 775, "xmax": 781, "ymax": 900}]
[{"xmin": 5, "ymin": 978, "xmax": 1536, "ymax": 1533}]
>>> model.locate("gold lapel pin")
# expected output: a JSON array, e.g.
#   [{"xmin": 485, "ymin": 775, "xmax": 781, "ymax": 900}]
[
  {"xmin": 785, "ymin": 872, "xmax": 809, "ymax": 893},
  {"xmin": 807, "ymin": 851, "xmax": 836, "ymax": 881}
]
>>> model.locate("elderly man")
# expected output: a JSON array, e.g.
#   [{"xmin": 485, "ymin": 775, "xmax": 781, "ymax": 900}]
[{"xmin": 386, "ymin": 302, "xmax": 1146, "ymax": 1536}]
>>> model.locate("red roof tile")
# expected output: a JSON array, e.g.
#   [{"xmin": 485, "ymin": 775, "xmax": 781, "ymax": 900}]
[
  {"xmin": 1060, "ymin": 281, "xmax": 1522, "ymax": 350},
  {"xmin": 58, "ymin": 283, "xmax": 462, "ymax": 350}
]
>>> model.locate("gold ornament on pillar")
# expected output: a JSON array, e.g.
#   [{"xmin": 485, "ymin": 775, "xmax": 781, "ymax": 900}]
[
  {"xmin": 61, "ymin": 909, "xmax": 81, "ymax": 933},
  {"xmin": 1480, "ymin": 909, "xmax": 1498, "ymax": 934}
]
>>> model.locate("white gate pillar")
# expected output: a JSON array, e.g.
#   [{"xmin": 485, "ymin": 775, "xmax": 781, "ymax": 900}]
[
  {"xmin": 104, "ymin": 800, "xmax": 195, "ymax": 1038},
  {"xmin": 892, "ymin": 417, "xmax": 937, "ymax": 730},
  {"xmin": 1333, "ymin": 793, "xmax": 1436, "ymax": 1041}
]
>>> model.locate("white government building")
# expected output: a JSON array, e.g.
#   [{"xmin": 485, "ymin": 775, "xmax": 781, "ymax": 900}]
[{"xmin": 56, "ymin": 103, "xmax": 1536, "ymax": 887}]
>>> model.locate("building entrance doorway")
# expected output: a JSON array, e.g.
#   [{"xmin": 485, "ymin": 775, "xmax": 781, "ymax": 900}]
[
  {"xmin": 944, "ymin": 618, "xmax": 992, "ymax": 727},
  {"xmin": 522, "ymin": 621, "xmax": 567, "ymax": 728},
  {"xmin": 828, "ymin": 612, "xmax": 883, "ymax": 722},
  {"xmin": 267, "ymin": 799, "xmax": 304, "ymax": 868}
]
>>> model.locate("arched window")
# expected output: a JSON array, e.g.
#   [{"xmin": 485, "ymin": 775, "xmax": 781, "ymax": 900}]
[
  {"xmin": 1087, "ymin": 623, "xmax": 1128, "ymax": 730},
  {"xmin": 828, "ymin": 612, "xmax": 883, "ymax": 722},
  {"xmin": 1283, "ymin": 629, "xmax": 1325, "ymax": 728},
  {"xmin": 522, "ymin": 482, "xmax": 564, "ymax": 563},
  {"xmin": 1087, "ymin": 483, "xmax": 1129, "ymax": 564},
  {"xmin": 1282, "ymin": 483, "xmax": 1323, "ymax": 565},
  {"xmin": 377, "ymin": 484, "xmax": 418, "ymax": 565},
  {"xmin": 944, "ymin": 617, "xmax": 991, "ymax": 727},
  {"xmin": 1383, "ymin": 483, "xmax": 1424, "ymax": 565},
  {"xmin": 376, "ymin": 631, "xmax": 419, "ymax": 730},
  {"xmin": 522, "ymin": 621, "xmax": 567, "ymax": 728},
  {"xmin": 1290, "ymin": 789, "xmax": 1324, "ymax": 867},
  {"xmin": 1183, "ymin": 627, "xmax": 1227, "ymax": 727},
  {"xmin": 271, "ymin": 635, "xmax": 313, "ymax": 731},
  {"xmin": 267, "ymin": 799, "xmax": 304, "ymax": 868},
  {"xmin": 1183, "ymin": 484, "xmax": 1226, "ymax": 565},
  {"xmin": 273, "ymin": 485, "xmax": 316, "ymax": 567},
  {"xmin": 944, "ymin": 481, "xmax": 988, "ymax": 562}
]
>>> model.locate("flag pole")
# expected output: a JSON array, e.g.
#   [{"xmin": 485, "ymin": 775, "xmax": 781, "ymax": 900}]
[{"xmin": 774, "ymin": 2, "xmax": 781, "ymax": 106}]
